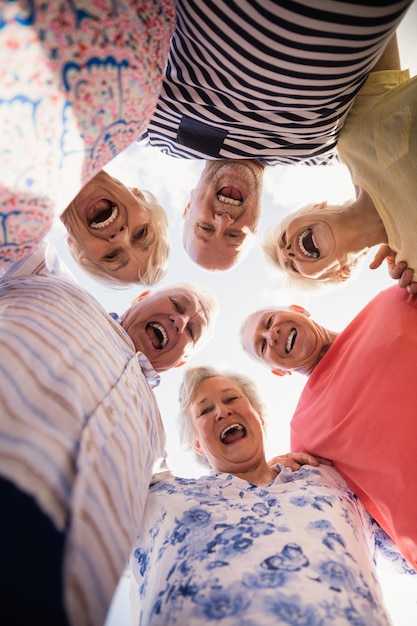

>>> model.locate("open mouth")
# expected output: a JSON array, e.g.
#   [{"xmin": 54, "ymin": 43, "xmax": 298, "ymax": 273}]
[
  {"xmin": 286, "ymin": 328, "xmax": 297, "ymax": 353},
  {"xmin": 220, "ymin": 423, "xmax": 246, "ymax": 444},
  {"xmin": 217, "ymin": 186, "xmax": 243, "ymax": 206},
  {"xmin": 146, "ymin": 322, "xmax": 168, "ymax": 349},
  {"xmin": 89, "ymin": 201, "xmax": 119, "ymax": 229},
  {"xmin": 298, "ymin": 228, "xmax": 319, "ymax": 258}
]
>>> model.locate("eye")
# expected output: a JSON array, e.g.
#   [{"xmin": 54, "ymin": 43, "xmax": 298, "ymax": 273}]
[
  {"xmin": 169, "ymin": 297, "xmax": 182, "ymax": 313},
  {"xmin": 280, "ymin": 231, "xmax": 287, "ymax": 247},
  {"xmin": 224, "ymin": 395, "xmax": 238, "ymax": 404},
  {"xmin": 186, "ymin": 323, "xmax": 195, "ymax": 342},
  {"xmin": 102, "ymin": 250, "xmax": 119, "ymax": 261},
  {"xmin": 198, "ymin": 223, "xmax": 215, "ymax": 234},
  {"xmin": 260, "ymin": 338, "xmax": 266, "ymax": 355},
  {"xmin": 200, "ymin": 405, "xmax": 214, "ymax": 416},
  {"xmin": 265, "ymin": 315, "xmax": 272, "ymax": 329},
  {"xmin": 134, "ymin": 225, "xmax": 148, "ymax": 241}
]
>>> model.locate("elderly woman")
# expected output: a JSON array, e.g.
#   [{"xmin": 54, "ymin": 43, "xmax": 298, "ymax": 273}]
[
  {"xmin": 262, "ymin": 34, "xmax": 417, "ymax": 291},
  {"xmin": 240, "ymin": 304, "xmax": 338, "ymax": 377},
  {"xmin": 241, "ymin": 285, "xmax": 417, "ymax": 571},
  {"xmin": 60, "ymin": 170, "xmax": 169, "ymax": 286},
  {"xmin": 0, "ymin": 0, "xmax": 175, "ymax": 275},
  {"xmin": 128, "ymin": 365, "xmax": 399, "ymax": 626},
  {"xmin": 0, "ymin": 244, "xmax": 217, "ymax": 626},
  {"xmin": 119, "ymin": 282, "xmax": 218, "ymax": 372}
]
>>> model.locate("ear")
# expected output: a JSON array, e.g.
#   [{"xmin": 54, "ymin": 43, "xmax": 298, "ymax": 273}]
[
  {"xmin": 175, "ymin": 360, "xmax": 186, "ymax": 368},
  {"xmin": 193, "ymin": 440, "xmax": 205, "ymax": 457},
  {"xmin": 289, "ymin": 304, "xmax": 311, "ymax": 317},
  {"xmin": 338, "ymin": 265, "xmax": 351, "ymax": 282},
  {"xmin": 312, "ymin": 201, "xmax": 328, "ymax": 210},
  {"xmin": 271, "ymin": 368, "xmax": 291, "ymax": 377},
  {"xmin": 131, "ymin": 290, "xmax": 151, "ymax": 304},
  {"xmin": 131, "ymin": 187, "xmax": 146, "ymax": 201},
  {"xmin": 183, "ymin": 201, "xmax": 191, "ymax": 218}
]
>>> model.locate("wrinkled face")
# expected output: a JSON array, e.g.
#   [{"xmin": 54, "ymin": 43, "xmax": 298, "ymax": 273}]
[
  {"xmin": 241, "ymin": 309, "xmax": 323, "ymax": 374},
  {"xmin": 120, "ymin": 288, "xmax": 209, "ymax": 372},
  {"xmin": 183, "ymin": 160, "xmax": 263, "ymax": 270},
  {"xmin": 190, "ymin": 376, "xmax": 265, "ymax": 473},
  {"xmin": 65, "ymin": 171, "xmax": 156, "ymax": 282},
  {"xmin": 277, "ymin": 209, "xmax": 345, "ymax": 280}
]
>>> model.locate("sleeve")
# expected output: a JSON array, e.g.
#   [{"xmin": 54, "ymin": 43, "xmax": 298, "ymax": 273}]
[{"xmin": 1, "ymin": 240, "xmax": 76, "ymax": 281}]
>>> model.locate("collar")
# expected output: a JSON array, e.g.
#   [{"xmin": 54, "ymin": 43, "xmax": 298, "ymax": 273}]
[{"xmin": 136, "ymin": 351, "xmax": 161, "ymax": 388}]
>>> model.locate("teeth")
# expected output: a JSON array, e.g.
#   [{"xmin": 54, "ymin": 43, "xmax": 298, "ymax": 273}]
[
  {"xmin": 148, "ymin": 322, "xmax": 168, "ymax": 349},
  {"xmin": 298, "ymin": 228, "xmax": 319, "ymax": 258},
  {"xmin": 286, "ymin": 328, "xmax": 297, "ymax": 353},
  {"xmin": 220, "ymin": 423, "xmax": 244, "ymax": 441},
  {"xmin": 217, "ymin": 194, "xmax": 241, "ymax": 206},
  {"xmin": 90, "ymin": 204, "xmax": 118, "ymax": 229}
]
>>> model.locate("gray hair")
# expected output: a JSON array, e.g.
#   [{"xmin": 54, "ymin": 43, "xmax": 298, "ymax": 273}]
[{"xmin": 178, "ymin": 365, "xmax": 267, "ymax": 467}]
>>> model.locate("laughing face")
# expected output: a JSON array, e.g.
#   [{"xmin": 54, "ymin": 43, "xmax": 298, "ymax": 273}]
[
  {"xmin": 241, "ymin": 307, "xmax": 326, "ymax": 376},
  {"xmin": 120, "ymin": 287, "xmax": 210, "ymax": 372},
  {"xmin": 190, "ymin": 376, "xmax": 266, "ymax": 473},
  {"xmin": 62, "ymin": 170, "xmax": 158, "ymax": 282},
  {"xmin": 183, "ymin": 160, "xmax": 264, "ymax": 270},
  {"xmin": 276, "ymin": 203, "xmax": 347, "ymax": 280}
]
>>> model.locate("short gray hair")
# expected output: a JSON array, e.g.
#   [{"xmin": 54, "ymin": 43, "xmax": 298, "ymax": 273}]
[{"xmin": 178, "ymin": 365, "xmax": 267, "ymax": 466}]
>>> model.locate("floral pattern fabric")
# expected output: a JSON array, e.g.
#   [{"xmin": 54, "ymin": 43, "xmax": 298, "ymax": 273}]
[
  {"xmin": 130, "ymin": 465, "xmax": 393, "ymax": 626},
  {"xmin": 0, "ymin": 0, "xmax": 175, "ymax": 272}
]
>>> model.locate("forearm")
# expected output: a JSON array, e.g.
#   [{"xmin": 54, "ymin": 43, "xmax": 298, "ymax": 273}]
[{"xmin": 372, "ymin": 33, "xmax": 401, "ymax": 72}]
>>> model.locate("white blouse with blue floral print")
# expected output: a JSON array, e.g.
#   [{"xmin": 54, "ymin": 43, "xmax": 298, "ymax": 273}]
[{"xmin": 130, "ymin": 465, "xmax": 394, "ymax": 625}]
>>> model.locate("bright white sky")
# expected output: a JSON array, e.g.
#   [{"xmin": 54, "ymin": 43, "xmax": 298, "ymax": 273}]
[{"xmin": 48, "ymin": 4, "xmax": 417, "ymax": 623}]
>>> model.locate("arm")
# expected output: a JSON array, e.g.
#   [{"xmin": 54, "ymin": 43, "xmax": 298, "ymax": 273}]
[{"xmin": 371, "ymin": 33, "xmax": 401, "ymax": 72}]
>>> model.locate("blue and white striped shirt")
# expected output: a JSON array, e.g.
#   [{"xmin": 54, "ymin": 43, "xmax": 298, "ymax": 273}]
[
  {"xmin": 139, "ymin": 0, "xmax": 412, "ymax": 165},
  {"xmin": 0, "ymin": 263, "xmax": 166, "ymax": 626}
]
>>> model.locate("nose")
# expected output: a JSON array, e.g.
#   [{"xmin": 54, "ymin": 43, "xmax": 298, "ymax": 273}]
[
  {"xmin": 215, "ymin": 404, "xmax": 233, "ymax": 421},
  {"xmin": 263, "ymin": 325, "xmax": 278, "ymax": 345},
  {"xmin": 214, "ymin": 210, "xmax": 234, "ymax": 222},
  {"xmin": 108, "ymin": 224, "xmax": 128, "ymax": 242},
  {"xmin": 170, "ymin": 313, "xmax": 188, "ymax": 334},
  {"xmin": 282, "ymin": 243, "xmax": 295, "ymax": 259}
]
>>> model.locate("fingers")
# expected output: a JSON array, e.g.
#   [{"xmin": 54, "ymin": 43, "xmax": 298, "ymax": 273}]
[
  {"xmin": 369, "ymin": 244, "xmax": 391, "ymax": 270},
  {"xmin": 397, "ymin": 266, "xmax": 414, "ymax": 288},
  {"xmin": 268, "ymin": 452, "xmax": 327, "ymax": 470},
  {"xmin": 369, "ymin": 245, "xmax": 417, "ymax": 291}
]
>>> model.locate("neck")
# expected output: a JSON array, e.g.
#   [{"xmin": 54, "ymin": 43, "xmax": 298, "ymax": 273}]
[
  {"xmin": 233, "ymin": 460, "xmax": 277, "ymax": 486},
  {"xmin": 345, "ymin": 188, "xmax": 388, "ymax": 250},
  {"xmin": 297, "ymin": 327, "xmax": 339, "ymax": 376}
]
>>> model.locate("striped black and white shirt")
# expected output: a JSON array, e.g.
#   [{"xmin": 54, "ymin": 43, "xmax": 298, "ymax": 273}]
[{"xmin": 139, "ymin": 0, "xmax": 412, "ymax": 165}]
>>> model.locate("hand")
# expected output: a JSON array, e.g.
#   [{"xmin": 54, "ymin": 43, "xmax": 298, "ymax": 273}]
[
  {"xmin": 268, "ymin": 452, "xmax": 333, "ymax": 471},
  {"xmin": 370, "ymin": 244, "xmax": 417, "ymax": 293}
]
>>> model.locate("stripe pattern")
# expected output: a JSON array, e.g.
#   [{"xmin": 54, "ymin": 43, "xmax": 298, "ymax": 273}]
[
  {"xmin": 0, "ymin": 274, "xmax": 166, "ymax": 626},
  {"xmin": 140, "ymin": 0, "xmax": 412, "ymax": 165}
]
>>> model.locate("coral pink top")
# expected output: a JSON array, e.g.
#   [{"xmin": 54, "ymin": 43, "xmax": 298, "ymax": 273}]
[{"xmin": 291, "ymin": 286, "xmax": 417, "ymax": 570}]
